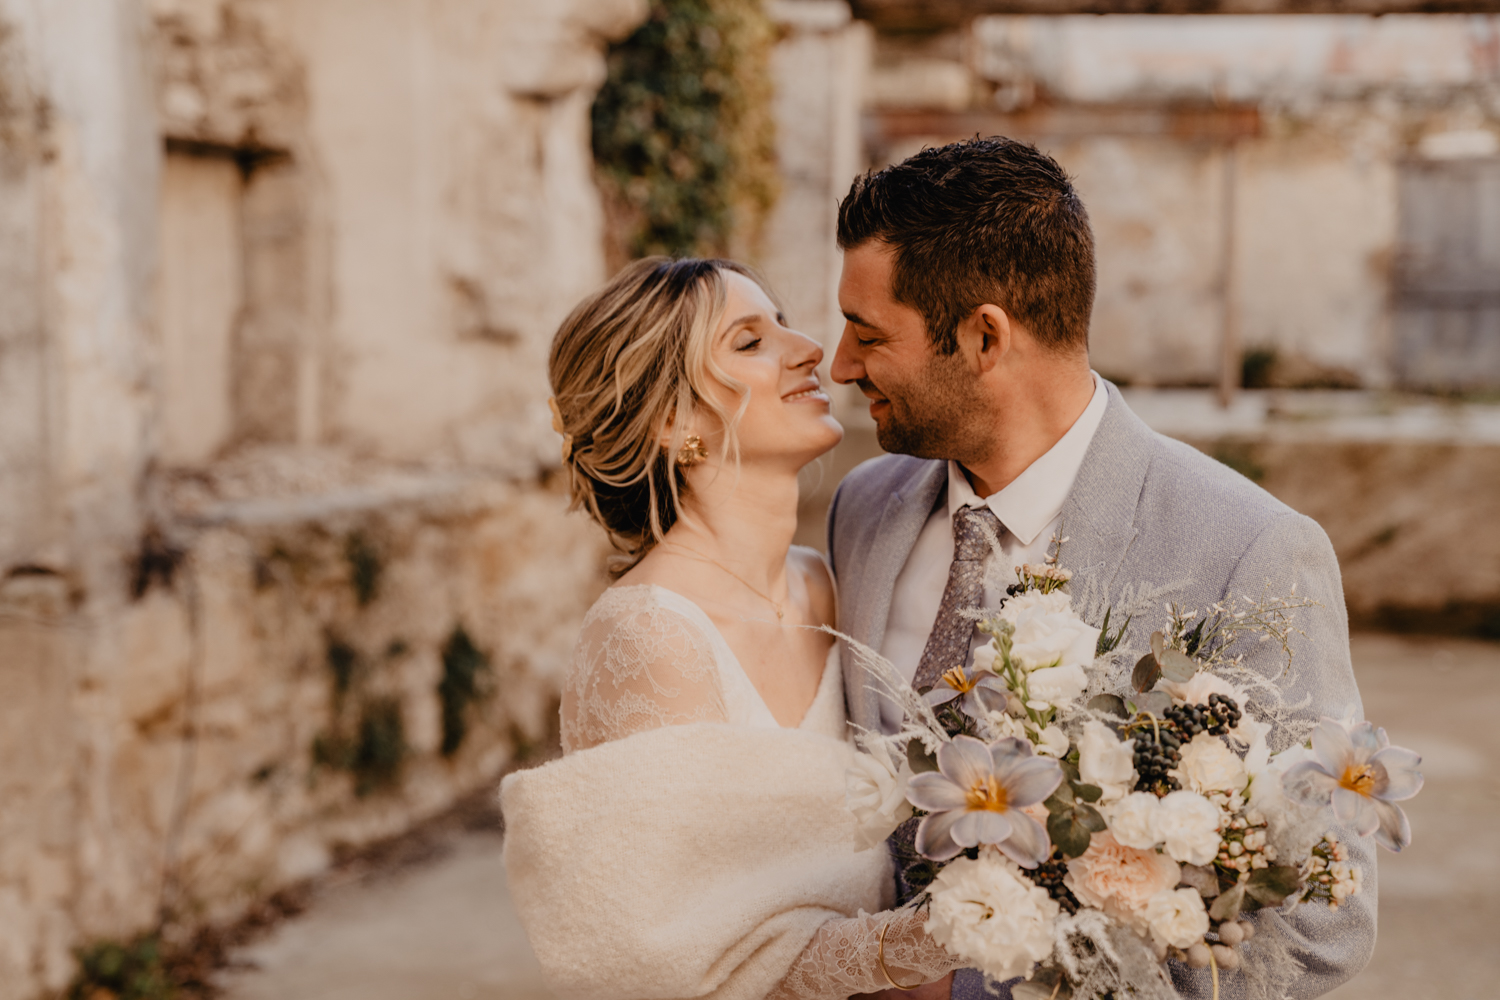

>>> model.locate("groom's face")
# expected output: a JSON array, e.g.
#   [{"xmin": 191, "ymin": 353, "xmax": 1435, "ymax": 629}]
[{"xmin": 832, "ymin": 242, "xmax": 987, "ymax": 462}]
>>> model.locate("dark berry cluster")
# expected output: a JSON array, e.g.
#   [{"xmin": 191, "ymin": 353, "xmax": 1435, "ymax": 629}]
[
  {"xmin": 1025, "ymin": 856, "xmax": 1081, "ymax": 915},
  {"xmin": 1164, "ymin": 694, "xmax": 1243, "ymax": 738},
  {"xmin": 1132, "ymin": 730, "xmax": 1182, "ymax": 795}
]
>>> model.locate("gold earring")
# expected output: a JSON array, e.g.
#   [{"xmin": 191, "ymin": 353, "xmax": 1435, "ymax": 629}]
[{"xmin": 676, "ymin": 434, "xmax": 708, "ymax": 467}]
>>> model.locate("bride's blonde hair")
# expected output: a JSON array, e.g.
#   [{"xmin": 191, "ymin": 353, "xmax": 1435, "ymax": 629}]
[{"xmin": 548, "ymin": 256, "xmax": 769, "ymax": 575}]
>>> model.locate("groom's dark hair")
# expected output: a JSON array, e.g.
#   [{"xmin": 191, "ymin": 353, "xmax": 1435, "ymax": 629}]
[{"xmin": 837, "ymin": 136, "xmax": 1094, "ymax": 355}]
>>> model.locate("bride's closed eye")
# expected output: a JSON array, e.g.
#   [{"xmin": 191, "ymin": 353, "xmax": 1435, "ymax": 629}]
[{"xmin": 733, "ymin": 332, "xmax": 762, "ymax": 352}]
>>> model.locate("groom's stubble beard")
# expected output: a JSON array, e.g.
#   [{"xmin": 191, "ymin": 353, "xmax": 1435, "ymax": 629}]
[{"xmin": 865, "ymin": 348, "xmax": 992, "ymax": 465}]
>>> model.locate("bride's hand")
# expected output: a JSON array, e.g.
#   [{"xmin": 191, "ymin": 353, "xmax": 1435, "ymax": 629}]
[{"xmin": 854, "ymin": 970, "xmax": 954, "ymax": 1000}]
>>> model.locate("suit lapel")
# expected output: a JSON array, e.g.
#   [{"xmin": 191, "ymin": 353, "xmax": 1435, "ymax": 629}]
[
  {"xmin": 847, "ymin": 458, "xmax": 946, "ymax": 730},
  {"xmin": 1057, "ymin": 384, "xmax": 1155, "ymax": 625}
]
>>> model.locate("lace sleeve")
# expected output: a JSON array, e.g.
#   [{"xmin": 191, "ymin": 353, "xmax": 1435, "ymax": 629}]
[
  {"xmin": 561, "ymin": 587, "xmax": 728, "ymax": 753},
  {"xmin": 768, "ymin": 906, "xmax": 962, "ymax": 1000}
]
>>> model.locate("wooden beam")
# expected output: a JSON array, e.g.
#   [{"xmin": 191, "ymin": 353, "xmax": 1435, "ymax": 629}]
[{"xmin": 851, "ymin": 0, "xmax": 1500, "ymax": 31}]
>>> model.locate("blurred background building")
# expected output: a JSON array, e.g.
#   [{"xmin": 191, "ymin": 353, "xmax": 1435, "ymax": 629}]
[{"xmin": 0, "ymin": 1, "xmax": 1496, "ymax": 997}]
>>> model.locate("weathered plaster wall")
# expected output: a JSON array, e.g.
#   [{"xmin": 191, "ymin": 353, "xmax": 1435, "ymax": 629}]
[
  {"xmin": 0, "ymin": 1, "xmax": 644, "ymax": 995},
  {"xmin": 856, "ymin": 15, "xmax": 1500, "ymax": 388}
]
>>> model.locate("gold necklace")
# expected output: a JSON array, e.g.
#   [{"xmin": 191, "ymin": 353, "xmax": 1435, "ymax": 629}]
[{"xmin": 663, "ymin": 543, "xmax": 787, "ymax": 622}]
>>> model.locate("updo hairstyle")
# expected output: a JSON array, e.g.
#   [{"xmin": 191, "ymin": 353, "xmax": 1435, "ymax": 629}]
[{"xmin": 548, "ymin": 256, "xmax": 766, "ymax": 575}]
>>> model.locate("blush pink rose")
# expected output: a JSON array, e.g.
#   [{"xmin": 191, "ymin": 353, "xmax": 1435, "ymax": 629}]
[{"xmin": 1064, "ymin": 832, "xmax": 1181, "ymax": 922}]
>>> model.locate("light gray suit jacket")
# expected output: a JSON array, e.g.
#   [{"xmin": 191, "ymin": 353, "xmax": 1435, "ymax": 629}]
[{"xmin": 827, "ymin": 382, "xmax": 1375, "ymax": 999}]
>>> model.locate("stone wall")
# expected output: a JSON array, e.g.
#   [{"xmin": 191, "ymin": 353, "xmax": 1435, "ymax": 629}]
[
  {"xmin": 846, "ymin": 15, "xmax": 1500, "ymax": 390},
  {"xmin": 0, "ymin": 1, "xmax": 644, "ymax": 996}
]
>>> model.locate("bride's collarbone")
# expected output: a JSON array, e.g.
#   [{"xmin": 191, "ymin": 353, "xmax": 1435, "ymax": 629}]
[{"xmin": 711, "ymin": 612, "xmax": 831, "ymax": 719}]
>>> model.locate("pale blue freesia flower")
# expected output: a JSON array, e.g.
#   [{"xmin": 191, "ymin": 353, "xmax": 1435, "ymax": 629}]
[
  {"xmin": 923, "ymin": 661, "xmax": 1011, "ymax": 720},
  {"xmin": 906, "ymin": 735, "xmax": 1064, "ymax": 867},
  {"xmin": 1282, "ymin": 717, "xmax": 1423, "ymax": 852}
]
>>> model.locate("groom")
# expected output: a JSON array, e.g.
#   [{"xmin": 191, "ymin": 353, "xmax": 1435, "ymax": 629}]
[{"xmin": 825, "ymin": 138, "xmax": 1374, "ymax": 1000}]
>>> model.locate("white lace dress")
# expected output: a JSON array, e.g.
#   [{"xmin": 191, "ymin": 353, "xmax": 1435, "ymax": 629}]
[{"xmin": 560, "ymin": 584, "xmax": 961, "ymax": 1000}]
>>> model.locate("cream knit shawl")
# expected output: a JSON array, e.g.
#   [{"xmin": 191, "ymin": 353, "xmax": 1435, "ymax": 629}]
[{"xmin": 500, "ymin": 723, "xmax": 892, "ymax": 1000}]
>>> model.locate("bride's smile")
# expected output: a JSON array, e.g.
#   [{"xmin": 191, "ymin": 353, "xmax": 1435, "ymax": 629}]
[{"xmin": 696, "ymin": 270, "xmax": 843, "ymax": 470}]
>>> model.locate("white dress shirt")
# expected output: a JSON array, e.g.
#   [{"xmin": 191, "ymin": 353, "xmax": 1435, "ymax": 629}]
[{"xmin": 879, "ymin": 373, "xmax": 1108, "ymax": 729}]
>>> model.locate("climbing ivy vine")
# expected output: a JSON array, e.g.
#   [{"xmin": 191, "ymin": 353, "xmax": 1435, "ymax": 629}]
[{"xmin": 591, "ymin": 0, "xmax": 778, "ymax": 260}]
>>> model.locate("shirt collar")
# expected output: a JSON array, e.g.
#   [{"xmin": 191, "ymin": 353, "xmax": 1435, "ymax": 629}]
[{"xmin": 947, "ymin": 372, "xmax": 1109, "ymax": 546}]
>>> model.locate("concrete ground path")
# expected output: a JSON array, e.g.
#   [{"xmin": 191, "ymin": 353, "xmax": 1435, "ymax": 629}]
[{"xmin": 217, "ymin": 633, "xmax": 1500, "ymax": 1000}]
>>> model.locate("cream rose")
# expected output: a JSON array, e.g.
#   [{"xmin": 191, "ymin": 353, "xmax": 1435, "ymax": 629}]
[
  {"xmin": 1107, "ymin": 792, "xmax": 1162, "ymax": 850},
  {"xmin": 1026, "ymin": 663, "xmax": 1089, "ymax": 708},
  {"xmin": 846, "ymin": 742, "xmax": 914, "ymax": 851},
  {"xmin": 1173, "ymin": 732, "xmax": 1249, "ymax": 794},
  {"xmin": 1151, "ymin": 791, "xmax": 1224, "ymax": 866},
  {"xmin": 1064, "ymin": 832, "xmax": 1181, "ymax": 923},
  {"xmin": 1143, "ymin": 887, "xmax": 1211, "ymax": 949},
  {"xmin": 998, "ymin": 591, "xmax": 1100, "ymax": 674},
  {"xmin": 1078, "ymin": 720, "xmax": 1137, "ymax": 803}
]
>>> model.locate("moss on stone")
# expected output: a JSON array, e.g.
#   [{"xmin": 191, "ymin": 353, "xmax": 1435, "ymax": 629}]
[
  {"xmin": 592, "ymin": 0, "xmax": 778, "ymax": 259},
  {"xmin": 439, "ymin": 625, "xmax": 490, "ymax": 757}
]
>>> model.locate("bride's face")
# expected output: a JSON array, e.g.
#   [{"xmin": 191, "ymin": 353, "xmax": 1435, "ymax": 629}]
[{"xmin": 696, "ymin": 271, "xmax": 843, "ymax": 468}]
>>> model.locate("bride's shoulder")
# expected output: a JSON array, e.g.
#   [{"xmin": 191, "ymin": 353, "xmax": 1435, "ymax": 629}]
[
  {"xmin": 579, "ymin": 583, "xmax": 714, "ymax": 646},
  {"xmin": 788, "ymin": 546, "xmax": 836, "ymax": 629}
]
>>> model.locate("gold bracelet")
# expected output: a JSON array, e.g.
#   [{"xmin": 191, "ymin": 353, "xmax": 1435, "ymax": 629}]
[{"xmin": 877, "ymin": 916, "xmax": 922, "ymax": 992}]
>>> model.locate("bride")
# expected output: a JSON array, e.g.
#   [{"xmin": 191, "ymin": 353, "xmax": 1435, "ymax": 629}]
[{"xmin": 500, "ymin": 257, "xmax": 961, "ymax": 1000}]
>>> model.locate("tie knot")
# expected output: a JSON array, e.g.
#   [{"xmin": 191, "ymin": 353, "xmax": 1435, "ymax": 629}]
[{"xmin": 952, "ymin": 506, "xmax": 1000, "ymax": 562}]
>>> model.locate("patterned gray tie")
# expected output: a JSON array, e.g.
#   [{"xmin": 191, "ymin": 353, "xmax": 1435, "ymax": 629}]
[{"xmin": 911, "ymin": 506, "xmax": 1002, "ymax": 692}]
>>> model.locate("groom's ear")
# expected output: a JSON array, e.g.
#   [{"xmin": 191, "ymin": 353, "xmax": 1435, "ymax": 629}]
[{"xmin": 956, "ymin": 303, "xmax": 1012, "ymax": 374}]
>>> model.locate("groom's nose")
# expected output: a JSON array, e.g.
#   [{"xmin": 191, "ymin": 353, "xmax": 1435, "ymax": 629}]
[{"xmin": 830, "ymin": 325, "xmax": 863, "ymax": 385}]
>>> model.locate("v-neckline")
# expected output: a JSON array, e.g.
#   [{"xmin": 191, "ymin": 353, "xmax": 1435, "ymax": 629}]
[{"xmin": 627, "ymin": 583, "xmax": 835, "ymax": 730}]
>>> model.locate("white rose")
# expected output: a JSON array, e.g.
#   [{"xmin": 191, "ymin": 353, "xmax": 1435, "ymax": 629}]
[
  {"xmin": 1026, "ymin": 663, "xmax": 1089, "ymax": 708},
  {"xmin": 999, "ymin": 591, "xmax": 1101, "ymax": 674},
  {"xmin": 1173, "ymin": 732, "xmax": 1248, "ymax": 794},
  {"xmin": 1034, "ymin": 724, "xmax": 1070, "ymax": 758},
  {"xmin": 1143, "ymin": 888, "xmax": 1211, "ymax": 949},
  {"xmin": 925, "ymin": 852, "xmax": 1059, "ymax": 982},
  {"xmin": 1151, "ymin": 791, "xmax": 1224, "ymax": 866},
  {"xmin": 1078, "ymin": 721, "xmax": 1136, "ymax": 803},
  {"xmin": 971, "ymin": 640, "xmax": 999, "ymax": 673},
  {"xmin": 1157, "ymin": 671, "xmax": 1238, "ymax": 707},
  {"xmin": 846, "ymin": 743, "xmax": 914, "ymax": 851},
  {"xmin": 1107, "ymin": 792, "xmax": 1162, "ymax": 850}
]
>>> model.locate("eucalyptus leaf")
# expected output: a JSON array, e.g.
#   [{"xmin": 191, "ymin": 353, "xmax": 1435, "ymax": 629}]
[
  {"xmin": 1246, "ymin": 866, "xmax": 1303, "ymax": 906},
  {"xmin": 1045, "ymin": 784, "xmax": 1075, "ymax": 813},
  {"xmin": 1150, "ymin": 630, "xmax": 1167, "ymax": 661},
  {"xmin": 1134, "ymin": 691, "xmax": 1173, "ymax": 717},
  {"xmin": 1073, "ymin": 782, "xmax": 1103, "ymax": 803},
  {"xmin": 1059, "ymin": 758, "xmax": 1081, "ymax": 785},
  {"xmin": 1132, "ymin": 653, "xmax": 1162, "ymax": 693},
  {"xmin": 1179, "ymin": 864, "xmax": 1221, "ymax": 898},
  {"xmin": 1075, "ymin": 803, "xmax": 1107, "ymax": 833},
  {"xmin": 1159, "ymin": 649, "xmax": 1199, "ymax": 683},
  {"xmin": 1087, "ymin": 693, "xmax": 1128, "ymax": 718},
  {"xmin": 906, "ymin": 741, "xmax": 939, "ymax": 775},
  {"xmin": 1209, "ymin": 884, "xmax": 1245, "ymax": 923},
  {"xmin": 1048, "ymin": 810, "xmax": 1094, "ymax": 859}
]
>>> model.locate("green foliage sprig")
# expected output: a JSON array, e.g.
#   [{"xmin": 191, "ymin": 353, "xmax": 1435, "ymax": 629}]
[{"xmin": 591, "ymin": 0, "xmax": 778, "ymax": 259}]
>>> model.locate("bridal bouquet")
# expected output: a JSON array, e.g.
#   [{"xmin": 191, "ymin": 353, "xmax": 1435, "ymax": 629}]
[{"xmin": 845, "ymin": 560, "xmax": 1422, "ymax": 1000}]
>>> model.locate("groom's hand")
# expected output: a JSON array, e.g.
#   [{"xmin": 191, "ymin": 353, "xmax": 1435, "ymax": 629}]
[{"xmin": 855, "ymin": 970, "xmax": 954, "ymax": 1000}]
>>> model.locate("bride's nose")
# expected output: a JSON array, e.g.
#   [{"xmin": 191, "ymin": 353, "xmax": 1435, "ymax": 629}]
[{"xmin": 786, "ymin": 330, "xmax": 824, "ymax": 371}]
